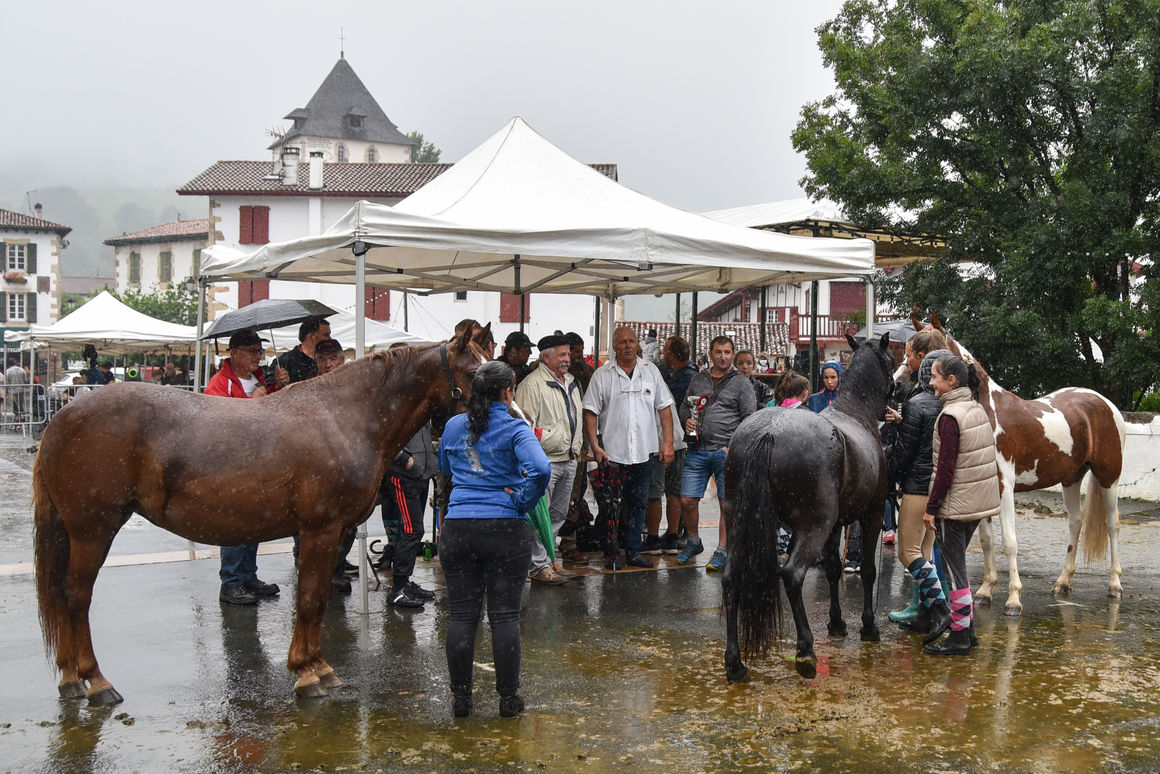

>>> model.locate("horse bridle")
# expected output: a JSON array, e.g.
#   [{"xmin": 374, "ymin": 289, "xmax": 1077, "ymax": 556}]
[{"xmin": 439, "ymin": 342, "xmax": 465, "ymax": 405}]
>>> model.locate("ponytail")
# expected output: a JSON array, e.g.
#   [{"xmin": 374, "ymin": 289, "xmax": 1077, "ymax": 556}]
[
  {"xmin": 774, "ymin": 370, "xmax": 810, "ymax": 404},
  {"xmin": 466, "ymin": 360, "xmax": 515, "ymax": 440}
]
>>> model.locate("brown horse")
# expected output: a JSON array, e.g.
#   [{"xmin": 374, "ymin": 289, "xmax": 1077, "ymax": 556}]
[
  {"xmin": 918, "ymin": 314, "xmax": 1125, "ymax": 615},
  {"xmin": 34, "ymin": 326, "xmax": 490, "ymax": 705}
]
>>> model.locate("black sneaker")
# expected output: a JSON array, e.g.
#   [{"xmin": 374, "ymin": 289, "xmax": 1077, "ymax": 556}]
[
  {"xmin": 242, "ymin": 578, "xmax": 280, "ymax": 597},
  {"xmin": 660, "ymin": 532, "xmax": 680, "ymax": 554},
  {"xmin": 640, "ymin": 534, "xmax": 663, "ymax": 555},
  {"xmin": 220, "ymin": 584, "xmax": 258, "ymax": 606},
  {"xmin": 331, "ymin": 573, "xmax": 352, "ymax": 594},
  {"xmin": 405, "ymin": 581, "xmax": 436, "ymax": 601},
  {"xmin": 340, "ymin": 560, "xmax": 359, "ymax": 576},
  {"xmin": 387, "ymin": 586, "xmax": 425, "ymax": 608},
  {"xmin": 625, "ymin": 553, "xmax": 653, "ymax": 568}
]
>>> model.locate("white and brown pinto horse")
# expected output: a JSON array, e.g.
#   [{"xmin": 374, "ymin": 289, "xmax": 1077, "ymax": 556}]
[{"xmin": 919, "ymin": 315, "xmax": 1126, "ymax": 615}]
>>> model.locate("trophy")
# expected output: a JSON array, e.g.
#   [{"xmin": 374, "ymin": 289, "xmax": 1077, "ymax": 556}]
[{"xmin": 686, "ymin": 394, "xmax": 710, "ymax": 440}]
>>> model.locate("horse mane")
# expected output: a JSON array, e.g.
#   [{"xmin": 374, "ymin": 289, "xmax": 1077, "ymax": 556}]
[
  {"xmin": 276, "ymin": 342, "xmax": 438, "ymax": 395},
  {"xmin": 832, "ymin": 341, "xmax": 890, "ymax": 419}
]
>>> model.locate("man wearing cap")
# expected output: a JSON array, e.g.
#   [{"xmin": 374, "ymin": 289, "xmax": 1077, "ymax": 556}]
[
  {"xmin": 515, "ymin": 333, "xmax": 584, "ymax": 584},
  {"xmin": 205, "ymin": 328, "xmax": 281, "ymax": 605},
  {"xmin": 497, "ymin": 331, "xmax": 534, "ymax": 384}
]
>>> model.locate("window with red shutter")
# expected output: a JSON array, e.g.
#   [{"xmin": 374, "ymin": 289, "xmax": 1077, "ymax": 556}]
[
  {"xmin": 252, "ymin": 206, "xmax": 270, "ymax": 245},
  {"xmin": 239, "ymin": 206, "xmax": 254, "ymax": 244},
  {"xmin": 365, "ymin": 286, "xmax": 390, "ymax": 321},
  {"xmin": 238, "ymin": 280, "xmax": 270, "ymax": 307},
  {"xmin": 499, "ymin": 293, "xmax": 530, "ymax": 323}
]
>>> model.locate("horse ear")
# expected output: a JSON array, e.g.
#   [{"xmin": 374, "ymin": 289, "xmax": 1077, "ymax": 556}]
[
  {"xmin": 846, "ymin": 334, "xmax": 858, "ymax": 350},
  {"xmin": 930, "ymin": 311, "xmax": 944, "ymax": 331},
  {"xmin": 910, "ymin": 313, "xmax": 923, "ymax": 331},
  {"xmin": 471, "ymin": 322, "xmax": 493, "ymax": 348},
  {"xmin": 880, "ymin": 331, "xmax": 891, "ymax": 350}
]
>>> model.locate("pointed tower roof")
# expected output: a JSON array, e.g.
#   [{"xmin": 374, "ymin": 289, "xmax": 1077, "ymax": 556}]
[{"xmin": 271, "ymin": 57, "xmax": 414, "ymax": 150}]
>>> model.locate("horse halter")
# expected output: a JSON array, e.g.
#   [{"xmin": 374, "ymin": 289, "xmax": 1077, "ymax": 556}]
[{"xmin": 439, "ymin": 342, "xmax": 466, "ymax": 405}]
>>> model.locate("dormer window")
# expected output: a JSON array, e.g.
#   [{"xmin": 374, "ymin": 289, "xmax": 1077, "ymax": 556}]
[{"xmin": 345, "ymin": 112, "xmax": 365, "ymax": 129}]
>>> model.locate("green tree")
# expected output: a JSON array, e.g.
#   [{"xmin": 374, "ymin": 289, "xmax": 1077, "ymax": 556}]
[
  {"xmin": 115, "ymin": 284, "xmax": 198, "ymax": 326},
  {"xmin": 793, "ymin": 0, "xmax": 1160, "ymax": 408},
  {"xmin": 407, "ymin": 130, "xmax": 442, "ymax": 163}
]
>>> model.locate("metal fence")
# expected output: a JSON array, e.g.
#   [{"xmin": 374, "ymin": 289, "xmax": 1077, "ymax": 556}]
[{"xmin": 0, "ymin": 382, "xmax": 196, "ymax": 435}]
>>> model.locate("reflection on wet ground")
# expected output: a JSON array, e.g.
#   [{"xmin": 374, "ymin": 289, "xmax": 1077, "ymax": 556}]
[{"xmin": 2, "ymin": 437, "xmax": 1160, "ymax": 772}]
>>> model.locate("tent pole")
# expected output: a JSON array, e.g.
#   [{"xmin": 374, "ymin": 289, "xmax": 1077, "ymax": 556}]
[
  {"xmin": 194, "ymin": 277, "xmax": 206, "ymax": 392},
  {"xmin": 403, "ymin": 291, "xmax": 409, "ymax": 332},
  {"xmin": 864, "ymin": 276, "xmax": 875, "ymax": 338},
  {"xmin": 809, "ymin": 281, "xmax": 819, "ymax": 392},
  {"xmin": 691, "ymin": 291, "xmax": 699, "ymax": 360},
  {"xmin": 759, "ymin": 286, "xmax": 768, "ymax": 353},
  {"xmin": 353, "ymin": 243, "xmax": 370, "ymax": 616},
  {"xmin": 514, "ymin": 255, "xmax": 525, "ymax": 334},
  {"xmin": 593, "ymin": 296, "xmax": 601, "ymax": 363},
  {"xmin": 674, "ymin": 293, "xmax": 681, "ymax": 330}
]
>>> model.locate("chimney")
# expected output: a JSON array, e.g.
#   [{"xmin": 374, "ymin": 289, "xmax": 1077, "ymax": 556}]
[
  {"xmin": 34, "ymin": 203, "xmax": 43, "ymax": 219},
  {"xmin": 281, "ymin": 146, "xmax": 300, "ymax": 186},
  {"xmin": 308, "ymin": 151, "xmax": 324, "ymax": 190}
]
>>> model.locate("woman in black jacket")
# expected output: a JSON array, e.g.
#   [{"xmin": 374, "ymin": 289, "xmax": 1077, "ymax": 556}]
[{"xmin": 884, "ymin": 349, "xmax": 948, "ymax": 627}]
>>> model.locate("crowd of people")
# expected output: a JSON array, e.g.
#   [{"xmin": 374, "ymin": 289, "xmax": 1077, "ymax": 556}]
[{"xmin": 171, "ymin": 314, "xmax": 998, "ymax": 718}]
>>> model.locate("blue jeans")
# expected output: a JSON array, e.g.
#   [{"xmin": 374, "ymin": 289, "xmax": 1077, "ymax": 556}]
[
  {"xmin": 680, "ymin": 448, "xmax": 727, "ymax": 500},
  {"xmin": 220, "ymin": 544, "xmax": 258, "ymax": 586}
]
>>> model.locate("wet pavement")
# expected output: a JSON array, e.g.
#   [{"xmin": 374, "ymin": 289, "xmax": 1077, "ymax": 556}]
[{"xmin": 3, "ymin": 433, "xmax": 1160, "ymax": 773}]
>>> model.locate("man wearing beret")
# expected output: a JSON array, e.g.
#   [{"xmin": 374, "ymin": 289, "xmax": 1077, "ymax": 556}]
[
  {"xmin": 497, "ymin": 330, "xmax": 534, "ymax": 385},
  {"xmin": 514, "ymin": 334, "xmax": 584, "ymax": 584},
  {"xmin": 205, "ymin": 328, "xmax": 281, "ymax": 605}
]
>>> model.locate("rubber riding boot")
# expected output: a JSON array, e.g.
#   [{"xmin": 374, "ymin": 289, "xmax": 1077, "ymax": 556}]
[
  {"xmin": 922, "ymin": 599, "xmax": 953, "ymax": 645},
  {"xmin": 499, "ymin": 694, "xmax": 525, "ymax": 718},
  {"xmin": 923, "ymin": 627, "xmax": 973, "ymax": 656},
  {"xmin": 899, "ymin": 604, "xmax": 932, "ymax": 633},
  {"xmin": 889, "ymin": 583, "xmax": 922, "ymax": 624},
  {"xmin": 452, "ymin": 685, "xmax": 473, "ymax": 718}
]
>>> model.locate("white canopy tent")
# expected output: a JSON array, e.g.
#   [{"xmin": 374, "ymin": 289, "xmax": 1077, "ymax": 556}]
[
  {"xmin": 199, "ymin": 117, "xmax": 877, "ymax": 612},
  {"xmin": 702, "ymin": 197, "xmax": 852, "ymax": 229},
  {"xmin": 9, "ymin": 290, "xmax": 198, "ymax": 354}
]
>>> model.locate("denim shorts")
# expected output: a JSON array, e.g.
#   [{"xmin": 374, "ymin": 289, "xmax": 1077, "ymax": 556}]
[{"xmin": 679, "ymin": 447, "xmax": 727, "ymax": 500}]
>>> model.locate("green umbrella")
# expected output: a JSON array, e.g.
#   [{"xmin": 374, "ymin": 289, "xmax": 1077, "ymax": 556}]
[{"xmin": 527, "ymin": 495, "xmax": 555, "ymax": 562}]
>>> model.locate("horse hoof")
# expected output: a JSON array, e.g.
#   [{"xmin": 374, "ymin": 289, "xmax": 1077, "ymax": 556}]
[
  {"xmin": 1109, "ymin": 586, "xmax": 1123, "ymax": 599},
  {"xmin": 86, "ymin": 686, "xmax": 124, "ymax": 707},
  {"xmin": 1003, "ymin": 605, "xmax": 1023, "ymax": 617},
  {"xmin": 58, "ymin": 680, "xmax": 86, "ymax": 699},
  {"xmin": 795, "ymin": 656, "xmax": 817, "ymax": 680},
  {"xmin": 1053, "ymin": 583, "xmax": 1071, "ymax": 596},
  {"xmin": 975, "ymin": 595, "xmax": 992, "ymax": 607},
  {"xmin": 294, "ymin": 676, "xmax": 328, "ymax": 699},
  {"xmin": 861, "ymin": 626, "xmax": 880, "ymax": 643},
  {"xmin": 726, "ymin": 663, "xmax": 749, "ymax": 683},
  {"xmin": 316, "ymin": 667, "xmax": 343, "ymax": 690},
  {"xmin": 828, "ymin": 622, "xmax": 847, "ymax": 637}
]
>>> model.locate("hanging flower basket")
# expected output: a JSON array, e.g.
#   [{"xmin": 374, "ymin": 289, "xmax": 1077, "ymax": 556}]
[{"xmin": 3, "ymin": 270, "xmax": 28, "ymax": 283}]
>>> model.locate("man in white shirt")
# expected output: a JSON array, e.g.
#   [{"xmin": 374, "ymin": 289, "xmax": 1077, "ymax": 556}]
[{"xmin": 582, "ymin": 327, "xmax": 675, "ymax": 569}]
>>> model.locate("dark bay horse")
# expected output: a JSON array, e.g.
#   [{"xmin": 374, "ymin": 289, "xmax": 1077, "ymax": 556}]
[
  {"xmin": 921, "ymin": 315, "xmax": 1126, "ymax": 615},
  {"xmin": 34, "ymin": 326, "xmax": 490, "ymax": 705},
  {"xmin": 723, "ymin": 333, "xmax": 894, "ymax": 682}
]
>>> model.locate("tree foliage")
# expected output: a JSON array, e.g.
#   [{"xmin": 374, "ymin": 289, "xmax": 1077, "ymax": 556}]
[
  {"xmin": 407, "ymin": 130, "xmax": 442, "ymax": 163},
  {"xmin": 793, "ymin": 0, "xmax": 1160, "ymax": 408},
  {"xmin": 115, "ymin": 284, "xmax": 198, "ymax": 326}
]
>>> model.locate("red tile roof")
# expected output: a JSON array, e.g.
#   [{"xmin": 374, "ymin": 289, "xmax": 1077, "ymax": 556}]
[
  {"xmin": 0, "ymin": 208, "xmax": 72, "ymax": 235},
  {"xmin": 103, "ymin": 219, "xmax": 210, "ymax": 246},
  {"xmin": 178, "ymin": 161, "xmax": 619, "ymax": 197}
]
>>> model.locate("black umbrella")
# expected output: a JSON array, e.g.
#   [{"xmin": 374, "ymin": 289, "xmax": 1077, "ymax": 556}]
[
  {"xmin": 853, "ymin": 318, "xmax": 918, "ymax": 345},
  {"xmin": 200, "ymin": 299, "xmax": 339, "ymax": 340}
]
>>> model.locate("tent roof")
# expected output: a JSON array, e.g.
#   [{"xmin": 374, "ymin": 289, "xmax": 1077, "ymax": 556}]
[
  {"xmin": 202, "ymin": 118, "xmax": 875, "ymax": 297},
  {"xmin": 702, "ymin": 198, "xmax": 851, "ymax": 228},
  {"xmin": 266, "ymin": 310, "xmax": 430, "ymax": 352},
  {"xmin": 10, "ymin": 291, "xmax": 197, "ymax": 353}
]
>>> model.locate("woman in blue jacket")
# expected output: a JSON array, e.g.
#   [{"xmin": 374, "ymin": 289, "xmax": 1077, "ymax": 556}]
[{"xmin": 438, "ymin": 360, "xmax": 551, "ymax": 719}]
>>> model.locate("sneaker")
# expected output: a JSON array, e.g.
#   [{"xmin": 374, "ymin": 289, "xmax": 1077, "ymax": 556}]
[
  {"xmin": 625, "ymin": 553, "xmax": 653, "ymax": 568},
  {"xmin": 387, "ymin": 586, "xmax": 425, "ymax": 608},
  {"xmin": 530, "ymin": 566, "xmax": 569, "ymax": 585},
  {"xmin": 219, "ymin": 584, "xmax": 258, "ymax": 606},
  {"xmin": 331, "ymin": 572, "xmax": 352, "ymax": 594},
  {"xmin": 882, "ymin": 530, "xmax": 896, "ymax": 545},
  {"xmin": 675, "ymin": 538, "xmax": 704, "ymax": 565},
  {"xmin": 705, "ymin": 546, "xmax": 727, "ymax": 572},
  {"xmin": 405, "ymin": 581, "xmax": 436, "ymax": 601},
  {"xmin": 660, "ymin": 532, "xmax": 680, "ymax": 554},
  {"xmin": 242, "ymin": 578, "xmax": 280, "ymax": 597},
  {"xmin": 552, "ymin": 563, "xmax": 578, "ymax": 578},
  {"xmin": 844, "ymin": 561, "xmax": 861, "ymax": 574},
  {"xmin": 561, "ymin": 548, "xmax": 587, "ymax": 564},
  {"xmin": 640, "ymin": 534, "xmax": 663, "ymax": 555},
  {"xmin": 340, "ymin": 560, "xmax": 359, "ymax": 576}
]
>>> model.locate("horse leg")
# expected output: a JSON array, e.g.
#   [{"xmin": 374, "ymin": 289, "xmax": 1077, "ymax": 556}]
[
  {"xmin": 975, "ymin": 517, "xmax": 997, "ymax": 606},
  {"xmin": 996, "ymin": 485, "xmax": 1023, "ymax": 616},
  {"xmin": 289, "ymin": 532, "xmax": 342, "ymax": 698},
  {"xmin": 858, "ymin": 513, "xmax": 880, "ymax": 642},
  {"xmin": 67, "ymin": 535, "xmax": 123, "ymax": 706},
  {"xmin": 1052, "ymin": 482, "xmax": 1083, "ymax": 595},
  {"xmin": 722, "ymin": 569, "xmax": 748, "ymax": 683},
  {"xmin": 1098, "ymin": 484, "xmax": 1123, "ymax": 598},
  {"xmin": 781, "ymin": 558, "xmax": 817, "ymax": 679},
  {"xmin": 822, "ymin": 524, "xmax": 846, "ymax": 638}
]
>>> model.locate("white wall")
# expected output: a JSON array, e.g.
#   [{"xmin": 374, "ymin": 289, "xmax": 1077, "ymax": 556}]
[
  {"xmin": 287, "ymin": 137, "xmax": 410, "ymax": 164},
  {"xmin": 2, "ymin": 230, "xmax": 62, "ymax": 325},
  {"xmin": 114, "ymin": 238, "xmax": 207, "ymax": 292}
]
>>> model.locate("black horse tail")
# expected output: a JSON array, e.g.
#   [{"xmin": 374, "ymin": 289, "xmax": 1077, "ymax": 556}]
[
  {"xmin": 729, "ymin": 431, "xmax": 783, "ymax": 657},
  {"xmin": 33, "ymin": 452, "xmax": 69, "ymax": 669}
]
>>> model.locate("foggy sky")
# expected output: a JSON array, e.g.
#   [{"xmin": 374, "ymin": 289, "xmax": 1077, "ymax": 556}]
[{"xmin": 1, "ymin": 0, "xmax": 844, "ymax": 213}]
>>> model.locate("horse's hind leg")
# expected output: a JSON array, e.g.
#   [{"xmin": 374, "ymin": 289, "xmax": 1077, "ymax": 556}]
[
  {"xmin": 722, "ymin": 569, "xmax": 748, "ymax": 683},
  {"xmin": 975, "ymin": 517, "xmax": 997, "ymax": 606},
  {"xmin": 1096, "ymin": 483, "xmax": 1123, "ymax": 598},
  {"xmin": 781, "ymin": 562, "xmax": 817, "ymax": 679},
  {"xmin": 822, "ymin": 524, "xmax": 846, "ymax": 638},
  {"xmin": 1052, "ymin": 482, "xmax": 1084, "ymax": 595},
  {"xmin": 858, "ymin": 513, "xmax": 880, "ymax": 642},
  {"xmin": 289, "ymin": 531, "xmax": 342, "ymax": 698},
  {"xmin": 67, "ymin": 535, "xmax": 123, "ymax": 706},
  {"xmin": 996, "ymin": 485, "xmax": 1023, "ymax": 616}
]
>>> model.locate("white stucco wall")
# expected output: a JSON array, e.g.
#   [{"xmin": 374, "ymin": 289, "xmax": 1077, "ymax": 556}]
[
  {"xmin": 113, "ymin": 238, "xmax": 208, "ymax": 293},
  {"xmin": 2, "ymin": 230, "xmax": 62, "ymax": 326}
]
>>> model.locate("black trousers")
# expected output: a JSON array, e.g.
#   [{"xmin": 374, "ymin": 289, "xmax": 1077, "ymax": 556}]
[
  {"xmin": 380, "ymin": 474, "xmax": 429, "ymax": 582},
  {"xmin": 935, "ymin": 518, "xmax": 979, "ymax": 590},
  {"xmin": 440, "ymin": 518, "xmax": 533, "ymax": 697}
]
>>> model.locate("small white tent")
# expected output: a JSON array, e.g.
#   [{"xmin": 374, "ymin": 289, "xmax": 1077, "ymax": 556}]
[{"xmin": 12, "ymin": 291, "xmax": 197, "ymax": 354}]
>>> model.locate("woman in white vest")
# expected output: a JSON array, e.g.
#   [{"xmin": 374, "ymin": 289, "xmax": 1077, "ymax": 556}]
[{"xmin": 921, "ymin": 351, "xmax": 1001, "ymax": 656}]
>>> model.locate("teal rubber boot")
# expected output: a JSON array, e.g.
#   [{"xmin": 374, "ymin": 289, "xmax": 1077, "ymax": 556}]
[{"xmin": 889, "ymin": 583, "xmax": 922, "ymax": 624}]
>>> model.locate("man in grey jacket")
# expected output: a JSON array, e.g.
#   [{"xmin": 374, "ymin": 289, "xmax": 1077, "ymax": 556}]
[{"xmin": 675, "ymin": 336, "xmax": 756, "ymax": 570}]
